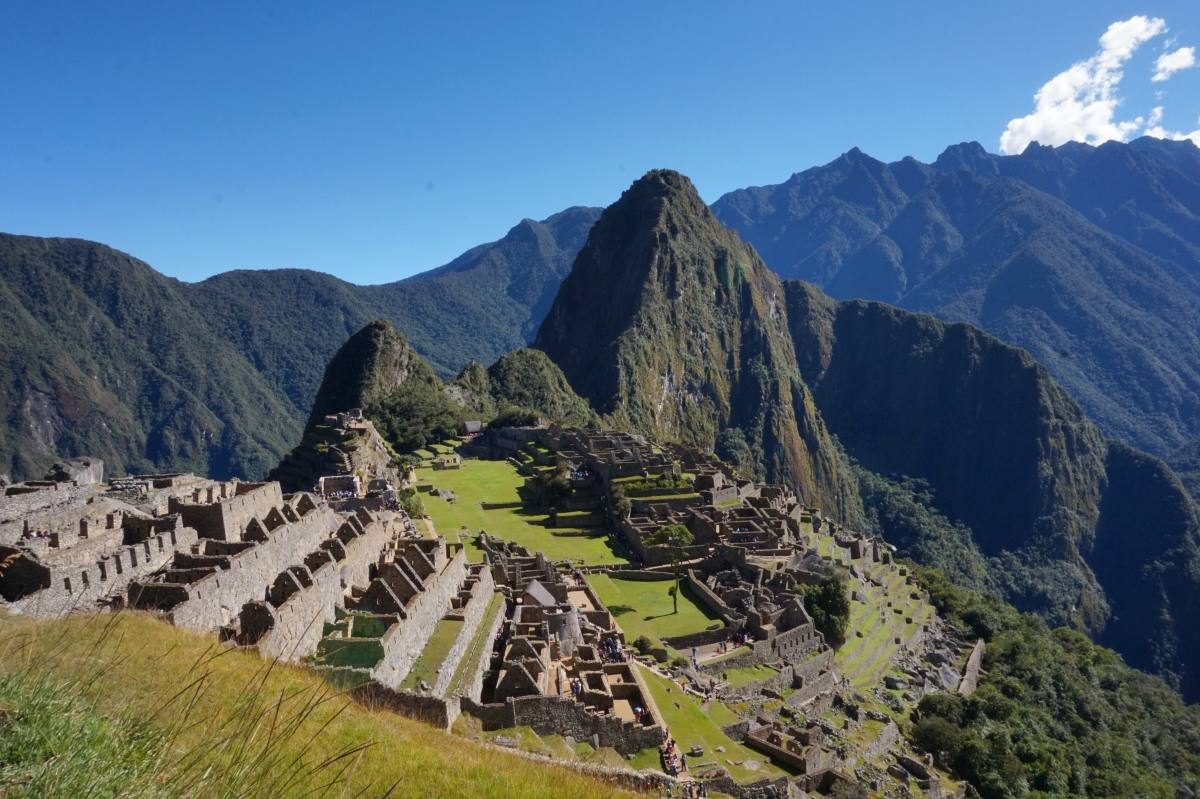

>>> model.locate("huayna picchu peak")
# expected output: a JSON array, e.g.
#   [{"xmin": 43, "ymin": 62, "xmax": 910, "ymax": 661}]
[{"xmin": 536, "ymin": 169, "xmax": 862, "ymax": 523}]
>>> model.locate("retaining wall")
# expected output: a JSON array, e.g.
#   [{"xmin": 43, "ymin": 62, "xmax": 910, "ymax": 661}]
[
  {"xmin": 134, "ymin": 506, "xmax": 338, "ymax": 632},
  {"xmin": 249, "ymin": 515, "xmax": 390, "ymax": 661},
  {"xmin": 461, "ymin": 594, "xmax": 508, "ymax": 702},
  {"xmin": 463, "ymin": 694, "xmax": 666, "ymax": 755},
  {"xmin": 10, "ymin": 526, "xmax": 199, "ymax": 617},
  {"xmin": 371, "ymin": 548, "xmax": 468, "ymax": 688},
  {"xmin": 432, "ymin": 569, "xmax": 497, "ymax": 696}
]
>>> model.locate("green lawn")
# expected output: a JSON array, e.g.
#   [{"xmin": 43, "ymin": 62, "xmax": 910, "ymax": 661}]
[
  {"xmin": 722, "ymin": 664, "xmax": 778, "ymax": 688},
  {"xmin": 448, "ymin": 593, "xmax": 505, "ymax": 696},
  {"xmin": 400, "ymin": 616, "xmax": 465, "ymax": 690},
  {"xmin": 416, "ymin": 459, "xmax": 628, "ymax": 566},
  {"xmin": 635, "ymin": 665, "xmax": 786, "ymax": 783},
  {"xmin": 587, "ymin": 575, "xmax": 722, "ymax": 642}
]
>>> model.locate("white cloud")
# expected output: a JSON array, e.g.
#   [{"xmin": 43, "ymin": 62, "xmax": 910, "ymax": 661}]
[
  {"xmin": 1153, "ymin": 46, "xmax": 1196, "ymax": 81},
  {"xmin": 999, "ymin": 15, "xmax": 1167, "ymax": 154},
  {"xmin": 1144, "ymin": 105, "xmax": 1200, "ymax": 145}
]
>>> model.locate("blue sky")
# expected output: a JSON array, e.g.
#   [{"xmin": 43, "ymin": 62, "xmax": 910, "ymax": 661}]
[{"xmin": 2, "ymin": 2, "xmax": 1198, "ymax": 284}]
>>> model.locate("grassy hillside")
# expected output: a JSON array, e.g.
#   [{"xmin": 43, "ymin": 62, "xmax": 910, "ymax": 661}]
[{"xmin": 0, "ymin": 611, "xmax": 639, "ymax": 799}]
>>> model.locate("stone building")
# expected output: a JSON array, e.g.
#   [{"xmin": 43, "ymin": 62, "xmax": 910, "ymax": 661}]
[{"xmin": 468, "ymin": 534, "xmax": 667, "ymax": 755}]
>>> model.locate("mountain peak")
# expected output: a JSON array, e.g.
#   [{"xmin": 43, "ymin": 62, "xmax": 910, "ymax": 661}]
[
  {"xmin": 305, "ymin": 319, "xmax": 440, "ymax": 427},
  {"xmin": 933, "ymin": 141, "xmax": 996, "ymax": 173},
  {"xmin": 535, "ymin": 170, "xmax": 860, "ymax": 518},
  {"xmin": 616, "ymin": 168, "xmax": 708, "ymax": 220}
]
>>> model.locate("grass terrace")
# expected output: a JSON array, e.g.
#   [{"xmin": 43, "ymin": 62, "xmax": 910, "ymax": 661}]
[
  {"xmin": 400, "ymin": 616, "xmax": 465, "ymax": 690},
  {"xmin": 587, "ymin": 575, "xmax": 723, "ymax": 642},
  {"xmin": 632, "ymin": 665, "xmax": 787, "ymax": 783},
  {"xmin": 416, "ymin": 458, "xmax": 628, "ymax": 566},
  {"xmin": 448, "ymin": 593, "xmax": 505, "ymax": 696},
  {"xmin": 721, "ymin": 664, "xmax": 779, "ymax": 689},
  {"xmin": 828, "ymin": 550, "xmax": 934, "ymax": 691}
]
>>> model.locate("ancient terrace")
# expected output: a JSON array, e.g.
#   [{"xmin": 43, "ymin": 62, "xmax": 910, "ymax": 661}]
[{"xmin": 1, "ymin": 423, "xmax": 966, "ymax": 798}]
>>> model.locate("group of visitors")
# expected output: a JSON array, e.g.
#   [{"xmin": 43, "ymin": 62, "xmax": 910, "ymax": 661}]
[
  {"xmin": 659, "ymin": 737, "xmax": 688, "ymax": 776},
  {"xmin": 715, "ymin": 632, "xmax": 752, "ymax": 654},
  {"xmin": 323, "ymin": 489, "xmax": 358, "ymax": 501},
  {"xmin": 599, "ymin": 635, "xmax": 627, "ymax": 663}
]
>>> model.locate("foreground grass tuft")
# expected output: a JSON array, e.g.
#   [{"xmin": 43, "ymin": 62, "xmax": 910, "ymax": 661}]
[{"xmin": 0, "ymin": 611, "xmax": 642, "ymax": 798}]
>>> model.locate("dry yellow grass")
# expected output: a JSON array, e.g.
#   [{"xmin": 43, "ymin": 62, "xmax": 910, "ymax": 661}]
[{"xmin": 0, "ymin": 610, "xmax": 645, "ymax": 798}]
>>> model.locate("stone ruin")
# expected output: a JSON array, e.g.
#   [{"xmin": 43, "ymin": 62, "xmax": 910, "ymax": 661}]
[
  {"xmin": 466, "ymin": 533, "xmax": 667, "ymax": 755},
  {"xmin": 0, "ymin": 470, "xmax": 233, "ymax": 617},
  {"xmin": 743, "ymin": 718, "xmax": 837, "ymax": 775},
  {"xmin": 270, "ymin": 409, "xmax": 402, "ymax": 494}
]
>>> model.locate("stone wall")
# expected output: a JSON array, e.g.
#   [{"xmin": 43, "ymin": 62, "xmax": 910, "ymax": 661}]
[
  {"xmin": 351, "ymin": 681, "xmax": 460, "ymax": 730},
  {"xmin": 605, "ymin": 569, "xmax": 673, "ymax": 581},
  {"xmin": 245, "ymin": 514, "xmax": 390, "ymax": 662},
  {"xmin": 863, "ymin": 720, "xmax": 901, "ymax": 760},
  {"xmin": 461, "ymin": 594, "xmax": 508, "ymax": 702},
  {"xmin": 432, "ymin": 568, "xmax": 496, "ymax": 696},
  {"xmin": 662, "ymin": 627, "xmax": 729, "ymax": 650},
  {"xmin": 463, "ymin": 694, "xmax": 666, "ymax": 755},
  {"xmin": 958, "ymin": 638, "xmax": 985, "ymax": 696},
  {"xmin": 168, "ymin": 482, "xmax": 283, "ymax": 541},
  {"xmin": 0, "ymin": 483, "xmax": 102, "ymax": 546},
  {"xmin": 9, "ymin": 525, "xmax": 199, "ymax": 617},
  {"xmin": 685, "ymin": 570, "xmax": 746, "ymax": 629},
  {"xmin": 133, "ymin": 506, "xmax": 338, "ymax": 632},
  {"xmin": 786, "ymin": 667, "xmax": 836, "ymax": 711},
  {"xmin": 371, "ymin": 548, "xmax": 468, "ymax": 688}
]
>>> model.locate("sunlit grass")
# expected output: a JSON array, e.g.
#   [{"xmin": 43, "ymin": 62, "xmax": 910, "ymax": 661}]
[
  {"xmin": 588, "ymin": 575, "xmax": 722, "ymax": 641},
  {"xmin": 0, "ymin": 611, "xmax": 643, "ymax": 798},
  {"xmin": 417, "ymin": 459, "xmax": 628, "ymax": 566}
]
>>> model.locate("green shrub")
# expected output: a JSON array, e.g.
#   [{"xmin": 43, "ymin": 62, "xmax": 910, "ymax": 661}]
[
  {"xmin": 797, "ymin": 575, "xmax": 850, "ymax": 646},
  {"xmin": 632, "ymin": 635, "xmax": 658, "ymax": 655},
  {"xmin": 910, "ymin": 565, "xmax": 1200, "ymax": 798}
]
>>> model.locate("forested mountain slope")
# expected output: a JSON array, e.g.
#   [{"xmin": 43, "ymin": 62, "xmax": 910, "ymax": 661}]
[{"xmin": 713, "ymin": 138, "xmax": 1200, "ymax": 457}]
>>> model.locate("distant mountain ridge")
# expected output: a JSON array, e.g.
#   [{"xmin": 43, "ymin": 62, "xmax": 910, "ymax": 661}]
[
  {"xmin": 0, "ymin": 207, "xmax": 599, "ymax": 481},
  {"xmin": 713, "ymin": 137, "xmax": 1200, "ymax": 458},
  {"xmin": 8, "ymin": 138, "xmax": 1200, "ymax": 480}
]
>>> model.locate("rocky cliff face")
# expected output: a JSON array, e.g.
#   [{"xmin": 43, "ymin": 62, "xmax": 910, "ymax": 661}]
[
  {"xmin": 785, "ymin": 281, "xmax": 1200, "ymax": 699},
  {"xmin": 535, "ymin": 170, "xmax": 861, "ymax": 520}
]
